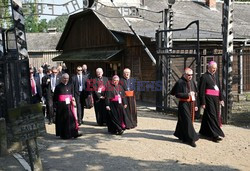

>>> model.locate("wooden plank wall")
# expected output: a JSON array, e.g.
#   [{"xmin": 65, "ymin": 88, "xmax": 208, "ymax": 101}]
[
  {"xmin": 243, "ymin": 47, "xmax": 250, "ymax": 91},
  {"xmin": 62, "ymin": 15, "xmax": 118, "ymax": 50},
  {"xmin": 29, "ymin": 51, "xmax": 61, "ymax": 70}
]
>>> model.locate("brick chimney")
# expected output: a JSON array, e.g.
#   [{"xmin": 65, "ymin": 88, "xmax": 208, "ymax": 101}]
[{"xmin": 206, "ymin": 0, "xmax": 216, "ymax": 9}]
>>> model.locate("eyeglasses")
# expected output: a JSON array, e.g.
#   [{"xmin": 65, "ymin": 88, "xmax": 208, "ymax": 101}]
[
  {"xmin": 77, "ymin": 70, "xmax": 82, "ymax": 71},
  {"xmin": 187, "ymin": 74, "xmax": 193, "ymax": 76}
]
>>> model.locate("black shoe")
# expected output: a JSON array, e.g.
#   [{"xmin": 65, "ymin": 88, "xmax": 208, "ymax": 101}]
[
  {"xmin": 212, "ymin": 138, "xmax": 219, "ymax": 143},
  {"xmin": 74, "ymin": 132, "xmax": 83, "ymax": 138},
  {"xmin": 216, "ymin": 137, "xmax": 223, "ymax": 141},
  {"xmin": 78, "ymin": 122, "xmax": 82, "ymax": 126},
  {"xmin": 48, "ymin": 120, "xmax": 52, "ymax": 125},
  {"xmin": 213, "ymin": 136, "xmax": 222, "ymax": 142},
  {"xmin": 117, "ymin": 130, "xmax": 124, "ymax": 135},
  {"xmin": 190, "ymin": 141, "xmax": 197, "ymax": 147}
]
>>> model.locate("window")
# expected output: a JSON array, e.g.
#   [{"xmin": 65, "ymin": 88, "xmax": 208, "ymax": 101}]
[
  {"xmin": 106, "ymin": 62, "xmax": 122, "ymax": 78},
  {"xmin": 201, "ymin": 56, "xmax": 214, "ymax": 73}
]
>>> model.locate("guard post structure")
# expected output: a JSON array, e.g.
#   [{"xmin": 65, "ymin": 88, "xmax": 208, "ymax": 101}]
[
  {"xmin": 0, "ymin": 118, "xmax": 8, "ymax": 156},
  {"xmin": 222, "ymin": 0, "xmax": 234, "ymax": 123}
]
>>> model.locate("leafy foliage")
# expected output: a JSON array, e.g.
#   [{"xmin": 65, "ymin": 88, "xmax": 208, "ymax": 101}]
[
  {"xmin": 0, "ymin": 0, "xmax": 12, "ymax": 28},
  {"xmin": 23, "ymin": 0, "xmax": 41, "ymax": 32},
  {"xmin": 47, "ymin": 15, "xmax": 69, "ymax": 32}
]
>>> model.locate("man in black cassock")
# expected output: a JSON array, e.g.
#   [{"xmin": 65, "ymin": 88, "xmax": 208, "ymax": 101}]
[
  {"xmin": 92, "ymin": 68, "xmax": 109, "ymax": 126},
  {"xmin": 171, "ymin": 68, "xmax": 199, "ymax": 147},
  {"xmin": 199, "ymin": 61, "xmax": 225, "ymax": 142},
  {"xmin": 120, "ymin": 68, "xmax": 137, "ymax": 129},
  {"xmin": 53, "ymin": 73, "xmax": 82, "ymax": 139},
  {"xmin": 106, "ymin": 75, "xmax": 129, "ymax": 135}
]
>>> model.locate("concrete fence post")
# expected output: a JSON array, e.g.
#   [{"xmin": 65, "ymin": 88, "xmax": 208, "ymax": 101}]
[{"xmin": 0, "ymin": 118, "xmax": 8, "ymax": 156}]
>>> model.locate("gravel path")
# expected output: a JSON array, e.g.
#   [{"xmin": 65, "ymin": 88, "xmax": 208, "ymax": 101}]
[{"xmin": 39, "ymin": 106, "xmax": 250, "ymax": 171}]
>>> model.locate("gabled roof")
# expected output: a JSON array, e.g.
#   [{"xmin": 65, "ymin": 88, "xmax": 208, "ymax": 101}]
[
  {"xmin": 57, "ymin": 1, "xmax": 250, "ymax": 50},
  {"xmin": 26, "ymin": 32, "xmax": 61, "ymax": 52},
  {"xmin": 53, "ymin": 49, "xmax": 122, "ymax": 61},
  {"xmin": 95, "ymin": 1, "xmax": 250, "ymax": 39},
  {"xmin": 56, "ymin": 9, "xmax": 124, "ymax": 50}
]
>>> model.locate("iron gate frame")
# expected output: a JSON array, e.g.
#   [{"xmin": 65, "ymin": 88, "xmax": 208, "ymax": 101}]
[{"xmin": 156, "ymin": 20, "xmax": 201, "ymax": 112}]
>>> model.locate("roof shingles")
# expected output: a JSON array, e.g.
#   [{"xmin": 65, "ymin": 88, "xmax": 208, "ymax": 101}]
[{"xmin": 26, "ymin": 32, "xmax": 62, "ymax": 51}]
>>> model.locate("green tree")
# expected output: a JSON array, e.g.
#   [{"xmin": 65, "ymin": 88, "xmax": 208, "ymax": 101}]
[
  {"xmin": 47, "ymin": 15, "xmax": 69, "ymax": 32},
  {"xmin": 38, "ymin": 19, "xmax": 48, "ymax": 32},
  {"xmin": 24, "ymin": 0, "xmax": 40, "ymax": 32},
  {"xmin": 0, "ymin": 0, "xmax": 12, "ymax": 28}
]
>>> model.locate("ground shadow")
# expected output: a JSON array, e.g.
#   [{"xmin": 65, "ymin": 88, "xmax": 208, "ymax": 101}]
[
  {"xmin": 136, "ymin": 103, "xmax": 250, "ymax": 129},
  {"xmin": 40, "ymin": 145, "xmax": 239, "ymax": 171},
  {"xmin": 229, "ymin": 112, "xmax": 250, "ymax": 129}
]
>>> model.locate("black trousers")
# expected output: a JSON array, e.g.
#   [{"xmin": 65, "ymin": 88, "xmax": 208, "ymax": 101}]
[
  {"xmin": 31, "ymin": 94, "xmax": 41, "ymax": 104},
  {"xmin": 45, "ymin": 92, "xmax": 54, "ymax": 123},
  {"xmin": 75, "ymin": 91, "xmax": 84, "ymax": 123}
]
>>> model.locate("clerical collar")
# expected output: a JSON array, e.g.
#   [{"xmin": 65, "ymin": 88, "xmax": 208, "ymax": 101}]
[{"xmin": 208, "ymin": 70, "xmax": 214, "ymax": 76}]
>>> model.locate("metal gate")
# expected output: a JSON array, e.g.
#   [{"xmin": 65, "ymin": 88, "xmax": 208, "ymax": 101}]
[
  {"xmin": 0, "ymin": 0, "xmax": 31, "ymax": 119},
  {"xmin": 156, "ymin": 20, "xmax": 200, "ymax": 112}
]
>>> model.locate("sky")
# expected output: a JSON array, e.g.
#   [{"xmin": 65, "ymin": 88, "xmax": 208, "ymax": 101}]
[{"xmin": 26, "ymin": 0, "xmax": 84, "ymax": 21}]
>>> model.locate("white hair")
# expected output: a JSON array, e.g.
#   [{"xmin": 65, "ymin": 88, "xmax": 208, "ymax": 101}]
[
  {"xmin": 62, "ymin": 73, "xmax": 69, "ymax": 79},
  {"xmin": 123, "ymin": 68, "xmax": 131, "ymax": 73},
  {"xmin": 82, "ymin": 64, "xmax": 87, "ymax": 69},
  {"xmin": 96, "ymin": 68, "xmax": 103, "ymax": 73}
]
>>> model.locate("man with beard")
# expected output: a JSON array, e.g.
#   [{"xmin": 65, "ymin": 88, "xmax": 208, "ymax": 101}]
[
  {"xmin": 199, "ymin": 61, "xmax": 225, "ymax": 142},
  {"xmin": 171, "ymin": 68, "xmax": 199, "ymax": 147},
  {"xmin": 120, "ymin": 68, "xmax": 137, "ymax": 129},
  {"xmin": 53, "ymin": 73, "xmax": 82, "ymax": 139}
]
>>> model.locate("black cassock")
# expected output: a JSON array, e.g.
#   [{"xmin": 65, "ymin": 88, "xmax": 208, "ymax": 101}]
[
  {"xmin": 53, "ymin": 83, "xmax": 78, "ymax": 139},
  {"xmin": 172, "ymin": 77, "xmax": 199, "ymax": 143},
  {"xmin": 92, "ymin": 77, "xmax": 109, "ymax": 126},
  {"xmin": 120, "ymin": 77, "xmax": 137, "ymax": 128},
  {"xmin": 199, "ymin": 72, "xmax": 225, "ymax": 138},
  {"xmin": 105, "ymin": 84, "xmax": 131, "ymax": 134}
]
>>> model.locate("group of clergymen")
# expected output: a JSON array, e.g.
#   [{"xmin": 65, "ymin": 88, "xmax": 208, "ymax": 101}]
[
  {"xmin": 29, "ymin": 61, "xmax": 224, "ymax": 145},
  {"xmin": 29, "ymin": 64, "xmax": 137, "ymax": 139},
  {"xmin": 171, "ymin": 61, "xmax": 225, "ymax": 147}
]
